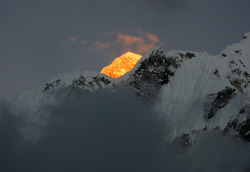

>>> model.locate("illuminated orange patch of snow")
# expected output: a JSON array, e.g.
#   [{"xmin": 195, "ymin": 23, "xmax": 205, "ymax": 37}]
[{"xmin": 100, "ymin": 52, "xmax": 142, "ymax": 78}]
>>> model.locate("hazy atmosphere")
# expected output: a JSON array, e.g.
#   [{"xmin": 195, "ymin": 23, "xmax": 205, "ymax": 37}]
[
  {"xmin": 1, "ymin": 1, "xmax": 250, "ymax": 171},
  {"xmin": 1, "ymin": 0, "xmax": 250, "ymax": 99},
  {"xmin": 1, "ymin": 88, "xmax": 250, "ymax": 171}
]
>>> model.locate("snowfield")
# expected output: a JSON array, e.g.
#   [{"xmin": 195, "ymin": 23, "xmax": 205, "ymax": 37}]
[{"xmin": 7, "ymin": 32, "xmax": 250, "ymax": 144}]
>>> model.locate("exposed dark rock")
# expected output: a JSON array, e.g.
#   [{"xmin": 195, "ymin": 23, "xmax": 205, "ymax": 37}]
[
  {"xmin": 179, "ymin": 52, "xmax": 195, "ymax": 59},
  {"xmin": 221, "ymin": 105, "xmax": 250, "ymax": 141},
  {"xmin": 229, "ymin": 60, "xmax": 237, "ymax": 66},
  {"xmin": 185, "ymin": 52, "xmax": 195, "ymax": 59},
  {"xmin": 229, "ymin": 78, "xmax": 245, "ymax": 93},
  {"xmin": 214, "ymin": 69, "xmax": 220, "ymax": 77},
  {"xmin": 234, "ymin": 49, "xmax": 242, "ymax": 55},
  {"xmin": 93, "ymin": 76, "xmax": 111, "ymax": 88},
  {"xmin": 129, "ymin": 48, "xmax": 181, "ymax": 98},
  {"xmin": 239, "ymin": 107, "xmax": 246, "ymax": 114},
  {"xmin": 87, "ymin": 82, "xmax": 94, "ymax": 90},
  {"xmin": 204, "ymin": 87, "xmax": 236, "ymax": 120},
  {"xmin": 178, "ymin": 134, "xmax": 193, "ymax": 147},
  {"xmin": 235, "ymin": 104, "xmax": 250, "ymax": 141},
  {"xmin": 212, "ymin": 126, "xmax": 224, "ymax": 136},
  {"xmin": 44, "ymin": 75, "xmax": 111, "ymax": 95},
  {"xmin": 227, "ymin": 59, "xmax": 249, "ymax": 92},
  {"xmin": 214, "ymin": 126, "xmax": 222, "ymax": 131},
  {"xmin": 221, "ymin": 53, "xmax": 227, "ymax": 57},
  {"xmin": 171, "ymin": 128, "xmax": 208, "ymax": 148},
  {"xmin": 71, "ymin": 75, "xmax": 111, "ymax": 90},
  {"xmin": 170, "ymin": 133, "xmax": 194, "ymax": 149},
  {"xmin": 239, "ymin": 119, "xmax": 250, "ymax": 141},
  {"xmin": 243, "ymin": 71, "xmax": 250, "ymax": 82},
  {"xmin": 71, "ymin": 76, "xmax": 86, "ymax": 87},
  {"xmin": 43, "ymin": 79, "xmax": 61, "ymax": 93},
  {"xmin": 239, "ymin": 60, "xmax": 246, "ymax": 67},
  {"xmin": 231, "ymin": 68, "xmax": 242, "ymax": 75},
  {"xmin": 223, "ymin": 118, "xmax": 238, "ymax": 135}
]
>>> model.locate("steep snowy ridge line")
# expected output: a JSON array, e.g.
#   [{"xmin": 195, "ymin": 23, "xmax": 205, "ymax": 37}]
[
  {"xmin": 7, "ymin": 32, "xmax": 250, "ymax": 144},
  {"xmin": 156, "ymin": 33, "xmax": 250, "ymax": 144}
]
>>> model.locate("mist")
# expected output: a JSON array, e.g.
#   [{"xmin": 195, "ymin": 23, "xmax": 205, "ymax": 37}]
[{"xmin": 0, "ymin": 87, "xmax": 250, "ymax": 171}]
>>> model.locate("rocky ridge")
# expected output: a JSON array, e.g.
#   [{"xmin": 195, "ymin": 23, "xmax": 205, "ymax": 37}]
[{"xmin": 8, "ymin": 32, "xmax": 250, "ymax": 145}]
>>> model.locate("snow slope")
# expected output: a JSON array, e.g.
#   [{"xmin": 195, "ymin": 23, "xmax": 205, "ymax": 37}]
[
  {"xmin": 7, "ymin": 32, "xmax": 250, "ymax": 144},
  {"xmin": 156, "ymin": 33, "xmax": 250, "ymax": 144}
]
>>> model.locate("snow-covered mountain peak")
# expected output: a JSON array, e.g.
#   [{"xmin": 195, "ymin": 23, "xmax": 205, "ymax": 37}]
[
  {"xmin": 7, "ymin": 32, "xmax": 250, "ymax": 145},
  {"xmin": 220, "ymin": 32, "xmax": 250, "ymax": 62}
]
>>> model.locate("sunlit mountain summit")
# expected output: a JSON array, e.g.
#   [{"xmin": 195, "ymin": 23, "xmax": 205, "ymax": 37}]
[
  {"xmin": 100, "ymin": 52, "xmax": 142, "ymax": 78},
  {"xmin": 9, "ymin": 32, "xmax": 250, "ymax": 146}
]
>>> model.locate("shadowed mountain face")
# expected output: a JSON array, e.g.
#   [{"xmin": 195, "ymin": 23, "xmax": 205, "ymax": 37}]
[
  {"xmin": 5, "ymin": 32, "xmax": 250, "ymax": 146},
  {"xmin": 1, "ymin": 32, "xmax": 250, "ymax": 172}
]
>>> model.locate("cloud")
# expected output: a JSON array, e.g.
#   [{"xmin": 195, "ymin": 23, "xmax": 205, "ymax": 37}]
[
  {"xmin": 163, "ymin": 133, "xmax": 250, "ymax": 172},
  {"xmin": 0, "ymin": 87, "xmax": 167, "ymax": 171},
  {"xmin": 0, "ymin": 87, "xmax": 250, "ymax": 171},
  {"xmin": 91, "ymin": 31, "xmax": 161, "ymax": 57},
  {"xmin": 70, "ymin": 37, "xmax": 88, "ymax": 46},
  {"xmin": 93, "ymin": 41, "xmax": 111, "ymax": 48},
  {"xmin": 80, "ymin": 40, "xmax": 88, "ymax": 45},
  {"xmin": 69, "ymin": 31, "xmax": 160, "ymax": 58},
  {"xmin": 70, "ymin": 36, "xmax": 77, "ymax": 43}
]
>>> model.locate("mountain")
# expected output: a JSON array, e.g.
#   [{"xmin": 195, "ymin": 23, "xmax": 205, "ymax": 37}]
[
  {"xmin": 100, "ymin": 52, "xmax": 142, "ymax": 78},
  {"xmin": 8, "ymin": 32, "xmax": 250, "ymax": 145}
]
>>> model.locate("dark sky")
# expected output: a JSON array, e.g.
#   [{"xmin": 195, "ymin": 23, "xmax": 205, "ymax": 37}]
[{"xmin": 1, "ymin": 0, "xmax": 250, "ymax": 99}]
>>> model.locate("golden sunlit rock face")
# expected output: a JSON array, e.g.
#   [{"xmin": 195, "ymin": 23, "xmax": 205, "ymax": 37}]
[{"xmin": 100, "ymin": 52, "xmax": 142, "ymax": 78}]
